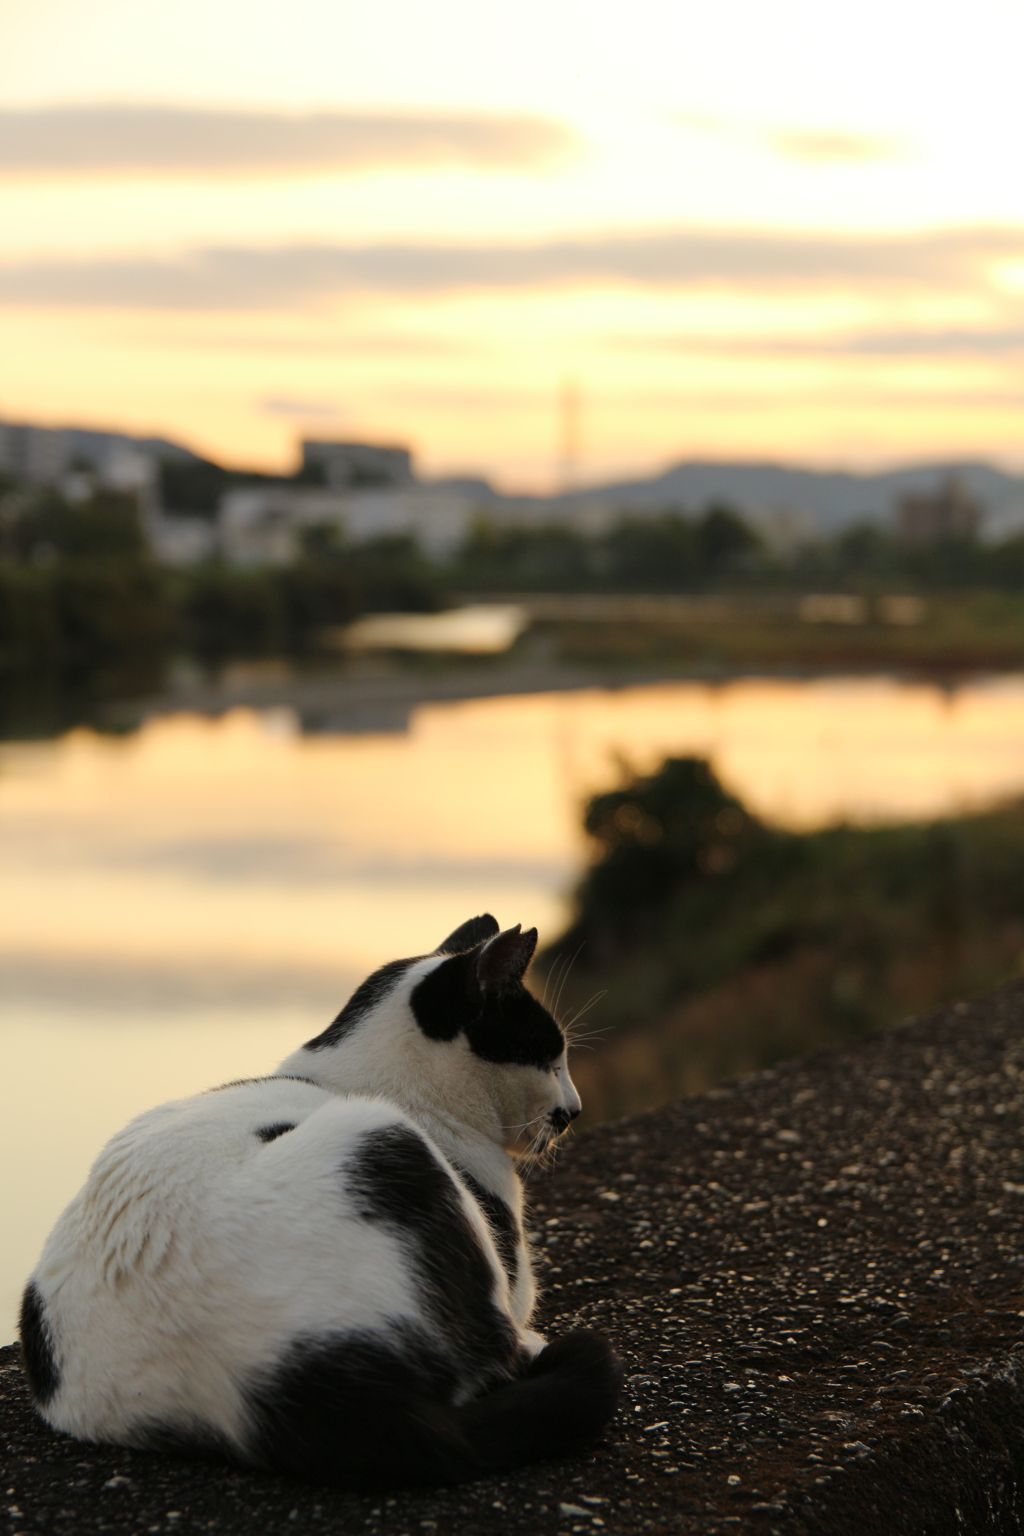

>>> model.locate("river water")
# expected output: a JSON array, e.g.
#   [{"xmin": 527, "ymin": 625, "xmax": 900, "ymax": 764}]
[{"xmin": 4, "ymin": 673, "xmax": 1024, "ymax": 1336}]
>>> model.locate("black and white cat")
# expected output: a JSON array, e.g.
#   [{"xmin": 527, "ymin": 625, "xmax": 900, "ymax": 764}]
[{"xmin": 20, "ymin": 915, "xmax": 621, "ymax": 1488}]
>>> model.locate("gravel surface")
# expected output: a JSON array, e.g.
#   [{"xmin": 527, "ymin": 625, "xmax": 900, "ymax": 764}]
[{"xmin": 5, "ymin": 983, "xmax": 1024, "ymax": 1534}]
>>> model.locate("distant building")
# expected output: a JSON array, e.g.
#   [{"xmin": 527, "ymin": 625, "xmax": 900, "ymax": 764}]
[
  {"xmin": 144, "ymin": 511, "xmax": 219, "ymax": 566},
  {"xmin": 0, "ymin": 416, "xmax": 196, "ymax": 498},
  {"xmin": 0, "ymin": 422, "xmax": 69, "ymax": 485},
  {"xmin": 219, "ymin": 483, "xmax": 477, "ymax": 566},
  {"xmin": 741, "ymin": 502, "xmax": 818, "ymax": 555},
  {"xmin": 301, "ymin": 440, "xmax": 413, "ymax": 490},
  {"xmin": 898, "ymin": 475, "xmax": 981, "ymax": 543}
]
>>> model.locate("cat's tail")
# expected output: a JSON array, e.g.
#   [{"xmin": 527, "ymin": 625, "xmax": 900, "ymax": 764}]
[
  {"xmin": 457, "ymin": 1330, "xmax": 623, "ymax": 1476},
  {"xmin": 250, "ymin": 1329, "xmax": 621, "ymax": 1489}
]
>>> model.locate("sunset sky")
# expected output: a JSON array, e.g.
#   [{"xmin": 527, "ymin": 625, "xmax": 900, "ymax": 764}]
[{"xmin": 1, "ymin": 0, "xmax": 1023, "ymax": 488}]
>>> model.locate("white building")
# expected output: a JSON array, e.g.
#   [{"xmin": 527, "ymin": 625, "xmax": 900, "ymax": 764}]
[
  {"xmin": 0, "ymin": 419, "xmax": 175, "ymax": 505},
  {"xmin": 301, "ymin": 440, "xmax": 413, "ymax": 489},
  {"xmin": 144, "ymin": 511, "xmax": 219, "ymax": 565},
  {"xmin": 219, "ymin": 483, "xmax": 478, "ymax": 566},
  {"xmin": 0, "ymin": 422, "xmax": 69, "ymax": 485}
]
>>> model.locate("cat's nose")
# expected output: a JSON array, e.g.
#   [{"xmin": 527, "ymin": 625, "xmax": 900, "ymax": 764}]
[{"xmin": 551, "ymin": 1105, "xmax": 580, "ymax": 1133}]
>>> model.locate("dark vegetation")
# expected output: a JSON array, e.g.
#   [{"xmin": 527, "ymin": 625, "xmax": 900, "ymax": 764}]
[
  {"xmin": 175, "ymin": 529, "xmax": 440, "ymax": 670},
  {"xmin": 0, "ymin": 490, "xmax": 170, "ymax": 736},
  {"xmin": 457, "ymin": 505, "xmax": 761, "ymax": 590},
  {"xmin": 0, "ymin": 488, "xmax": 439, "ymax": 736},
  {"xmin": 543, "ymin": 755, "xmax": 1024, "ymax": 1124},
  {"xmin": 3, "ymin": 475, "xmax": 1024, "ymax": 736},
  {"xmin": 455, "ymin": 507, "xmax": 1024, "ymax": 594},
  {"xmin": 157, "ymin": 456, "xmax": 292, "ymax": 517}
]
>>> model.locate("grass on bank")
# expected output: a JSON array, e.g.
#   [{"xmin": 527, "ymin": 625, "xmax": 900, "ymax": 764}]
[
  {"xmin": 538, "ymin": 590, "xmax": 1024, "ymax": 674},
  {"xmin": 541, "ymin": 757, "xmax": 1024, "ymax": 1125}
]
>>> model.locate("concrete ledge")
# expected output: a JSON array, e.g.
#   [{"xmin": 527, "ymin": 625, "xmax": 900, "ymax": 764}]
[{"xmin": 5, "ymin": 984, "xmax": 1024, "ymax": 1534}]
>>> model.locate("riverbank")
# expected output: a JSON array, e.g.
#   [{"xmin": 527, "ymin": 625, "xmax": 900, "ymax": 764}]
[
  {"xmin": 5, "ymin": 583, "xmax": 1024, "ymax": 741},
  {"xmin": 544, "ymin": 751, "xmax": 1024, "ymax": 1126},
  {"xmin": 4, "ymin": 983, "xmax": 1024, "ymax": 1534}
]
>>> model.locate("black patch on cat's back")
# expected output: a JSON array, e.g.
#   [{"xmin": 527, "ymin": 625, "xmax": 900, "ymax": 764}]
[
  {"xmin": 456, "ymin": 1169, "xmax": 519, "ymax": 1287},
  {"xmin": 136, "ymin": 1415, "xmax": 237, "ymax": 1465},
  {"xmin": 243, "ymin": 1325, "xmax": 466, "ymax": 1486},
  {"xmin": 19, "ymin": 1281, "xmax": 61, "ymax": 1406},
  {"xmin": 304, "ymin": 958, "xmax": 418, "ymax": 1051},
  {"xmin": 347, "ymin": 1125, "xmax": 518, "ymax": 1375},
  {"xmin": 255, "ymin": 1122, "xmax": 296, "ymax": 1143}
]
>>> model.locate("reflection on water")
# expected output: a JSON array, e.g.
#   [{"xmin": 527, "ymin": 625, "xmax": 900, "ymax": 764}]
[
  {"xmin": 3, "ymin": 672, "xmax": 1024, "ymax": 1336},
  {"xmin": 344, "ymin": 603, "xmax": 529, "ymax": 653}
]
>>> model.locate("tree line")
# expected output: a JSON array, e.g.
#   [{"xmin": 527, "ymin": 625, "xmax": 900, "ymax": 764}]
[{"xmin": 3, "ymin": 478, "xmax": 1024, "ymax": 736}]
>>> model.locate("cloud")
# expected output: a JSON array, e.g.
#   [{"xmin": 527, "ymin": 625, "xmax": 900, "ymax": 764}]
[
  {"xmin": 166, "ymin": 328, "xmax": 481, "ymax": 356},
  {"xmin": 0, "ymin": 227, "xmax": 1021, "ymax": 309},
  {"xmin": 837, "ymin": 327, "xmax": 1024, "ymax": 355},
  {"xmin": 261, "ymin": 396, "xmax": 340, "ymax": 417},
  {"xmin": 615, "ymin": 323, "xmax": 1024, "ymax": 358},
  {"xmin": 765, "ymin": 129, "xmax": 902, "ymax": 163},
  {"xmin": 0, "ymin": 948, "xmax": 353, "ymax": 1014},
  {"xmin": 672, "ymin": 113, "xmax": 905, "ymax": 164},
  {"xmin": 0, "ymin": 104, "xmax": 575, "ymax": 176}
]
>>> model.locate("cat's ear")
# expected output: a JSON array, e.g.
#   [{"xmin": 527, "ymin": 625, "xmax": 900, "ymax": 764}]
[
  {"xmin": 434, "ymin": 913, "xmax": 500, "ymax": 956},
  {"xmin": 413, "ymin": 919, "xmax": 535, "ymax": 1040},
  {"xmin": 476, "ymin": 924, "xmax": 538, "ymax": 990}
]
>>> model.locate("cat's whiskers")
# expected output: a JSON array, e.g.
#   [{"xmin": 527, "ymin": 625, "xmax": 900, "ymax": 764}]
[
  {"xmin": 539, "ymin": 951, "xmax": 566, "ymax": 1013},
  {"xmin": 501, "ymin": 1110, "xmax": 548, "ymax": 1135},
  {"xmin": 506, "ymin": 1109, "xmax": 562, "ymax": 1168},
  {"xmin": 563, "ymin": 1026, "xmax": 611, "ymax": 1055},
  {"xmin": 561, "ymin": 992, "xmax": 607, "ymax": 1047},
  {"xmin": 502, "ymin": 1111, "xmax": 551, "ymax": 1162},
  {"xmin": 551, "ymin": 943, "xmax": 585, "ymax": 1030},
  {"xmin": 542, "ymin": 951, "xmax": 580, "ymax": 1043},
  {"xmin": 529, "ymin": 1123, "xmax": 566, "ymax": 1171}
]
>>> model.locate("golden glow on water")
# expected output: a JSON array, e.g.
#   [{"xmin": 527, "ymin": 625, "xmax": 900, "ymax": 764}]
[{"xmin": 3, "ymin": 673, "xmax": 1024, "ymax": 1335}]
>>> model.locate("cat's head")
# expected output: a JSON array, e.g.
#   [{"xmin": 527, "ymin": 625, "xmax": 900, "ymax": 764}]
[{"xmin": 294, "ymin": 915, "xmax": 581, "ymax": 1157}]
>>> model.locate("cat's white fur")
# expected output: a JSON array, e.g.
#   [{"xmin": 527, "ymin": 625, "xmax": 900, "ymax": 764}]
[{"xmin": 26, "ymin": 941, "xmax": 582, "ymax": 1457}]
